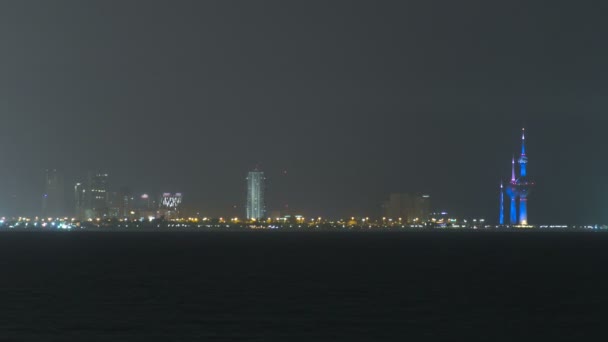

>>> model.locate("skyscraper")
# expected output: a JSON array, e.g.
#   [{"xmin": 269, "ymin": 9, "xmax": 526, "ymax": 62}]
[
  {"xmin": 87, "ymin": 172, "xmax": 110, "ymax": 218},
  {"xmin": 42, "ymin": 169, "xmax": 65, "ymax": 218},
  {"xmin": 414, "ymin": 194, "xmax": 431, "ymax": 222},
  {"xmin": 118, "ymin": 186, "xmax": 132, "ymax": 218},
  {"xmin": 74, "ymin": 182, "xmax": 86, "ymax": 219},
  {"xmin": 158, "ymin": 192, "xmax": 183, "ymax": 219},
  {"xmin": 246, "ymin": 169, "xmax": 265, "ymax": 220}
]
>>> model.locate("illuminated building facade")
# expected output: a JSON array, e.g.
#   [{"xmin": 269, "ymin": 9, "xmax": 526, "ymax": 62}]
[
  {"xmin": 246, "ymin": 170, "xmax": 266, "ymax": 220},
  {"xmin": 87, "ymin": 172, "xmax": 110, "ymax": 218},
  {"xmin": 158, "ymin": 192, "xmax": 182, "ymax": 219},
  {"xmin": 500, "ymin": 129, "xmax": 534, "ymax": 225},
  {"xmin": 161, "ymin": 193, "xmax": 183, "ymax": 208}
]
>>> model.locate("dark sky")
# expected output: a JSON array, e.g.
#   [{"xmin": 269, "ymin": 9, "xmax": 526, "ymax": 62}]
[{"xmin": 1, "ymin": 1, "xmax": 607, "ymax": 223}]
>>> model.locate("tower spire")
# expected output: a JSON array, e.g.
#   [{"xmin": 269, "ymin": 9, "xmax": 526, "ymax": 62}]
[
  {"xmin": 518, "ymin": 128, "xmax": 528, "ymax": 178},
  {"xmin": 517, "ymin": 127, "xmax": 530, "ymax": 225},
  {"xmin": 521, "ymin": 128, "xmax": 526, "ymax": 156},
  {"xmin": 511, "ymin": 156, "xmax": 516, "ymax": 182}
]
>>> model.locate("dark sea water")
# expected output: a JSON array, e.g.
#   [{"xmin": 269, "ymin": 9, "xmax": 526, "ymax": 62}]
[{"xmin": 0, "ymin": 231, "xmax": 607, "ymax": 341}]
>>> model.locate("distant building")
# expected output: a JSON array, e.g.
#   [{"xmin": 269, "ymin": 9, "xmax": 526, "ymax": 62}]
[
  {"xmin": 107, "ymin": 192, "xmax": 121, "ymax": 218},
  {"xmin": 382, "ymin": 193, "xmax": 430, "ymax": 223},
  {"xmin": 118, "ymin": 187, "xmax": 132, "ymax": 217},
  {"xmin": 136, "ymin": 193, "xmax": 157, "ymax": 219},
  {"xmin": 42, "ymin": 169, "xmax": 65, "ymax": 218},
  {"xmin": 87, "ymin": 172, "xmax": 110, "ymax": 218},
  {"xmin": 159, "ymin": 193, "xmax": 183, "ymax": 219},
  {"xmin": 137, "ymin": 193, "xmax": 156, "ymax": 210},
  {"xmin": 74, "ymin": 182, "xmax": 86, "ymax": 219},
  {"xmin": 268, "ymin": 210, "xmax": 282, "ymax": 220},
  {"xmin": 108, "ymin": 186, "xmax": 132, "ymax": 218},
  {"xmin": 246, "ymin": 169, "xmax": 265, "ymax": 220},
  {"xmin": 414, "ymin": 194, "xmax": 431, "ymax": 222}
]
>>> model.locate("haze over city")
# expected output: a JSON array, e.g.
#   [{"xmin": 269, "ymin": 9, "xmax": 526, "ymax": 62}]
[
  {"xmin": 1, "ymin": 1, "xmax": 607, "ymax": 224},
  {"xmin": 4, "ymin": 2, "xmax": 608, "ymax": 341}
]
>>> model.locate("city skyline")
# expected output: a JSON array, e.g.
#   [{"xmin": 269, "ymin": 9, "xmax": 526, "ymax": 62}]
[
  {"xmin": 0, "ymin": 121, "xmax": 605, "ymax": 224},
  {"xmin": 0, "ymin": 121, "xmax": 601, "ymax": 224},
  {"xmin": 0, "ymin": 2, "xmax": 607, "ymax": 223},
  {"xmin": 2, "ymin": 3, "xmax": 608, "ymax": 341}
]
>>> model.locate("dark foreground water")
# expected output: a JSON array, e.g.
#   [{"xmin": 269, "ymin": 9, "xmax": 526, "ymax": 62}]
[{"xmin": 0, "ymin": 231, "xmax": 606, "ymax": 341}]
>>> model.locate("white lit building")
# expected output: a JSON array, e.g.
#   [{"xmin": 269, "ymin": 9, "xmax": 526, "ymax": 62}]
[{"xmin": 246, "ymin": 170, "xmax": 265, "ymax": 220}]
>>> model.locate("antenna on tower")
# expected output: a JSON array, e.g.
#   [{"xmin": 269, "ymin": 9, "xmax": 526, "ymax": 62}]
[
  {"xmin": 511, "ymin": 155, "xmax": 516, "ymax": 182},
  {"xmin": 521, "ymin": 128, "xmax": 526, "ymax": 156}
]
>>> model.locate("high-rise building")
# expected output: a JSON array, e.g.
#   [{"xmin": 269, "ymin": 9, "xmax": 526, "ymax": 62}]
[
  {"xmin": 138, "ymin": 193, "xmax": 155, "ymax": 210},
  {"xmin": 118, "ymin": 187, "xmax": 132, "ymax": 217},
  {"xmin": 74, "ymin": 182, "xmax": 86, "ymax": 219},
  {"xmin": 87, "ymin": 172, "xmax": 110, "ymax": 218},
  {"xmin": 414, "ymin": 194, "xmax": 431, "ymax": 222},
  {"xmin": 107, "ymin": 187, "xmax": 132, "ymax": 218},
  {"xmin": 246, "ymin": 169, "xmax": 265, "ymax": 220},
  {"xmin": 159, "ymin": 192, "xmax": 183, "ymax": 219},
  {"xmin": 136, "ymin": 193, "xmax": 157, "ymax": 219},
  {"xmin": 107, "ymin": 192, "xmax": 120, "ymax": 218},
  {"xmin": 42, "ymin": 169, "xmax": 65, "ymax": 218}
]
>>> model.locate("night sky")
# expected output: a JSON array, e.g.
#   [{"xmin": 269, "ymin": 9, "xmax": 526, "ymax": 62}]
[{"xmin": 1, "ymin": 1, "xmax": 607, "ymax": 223}]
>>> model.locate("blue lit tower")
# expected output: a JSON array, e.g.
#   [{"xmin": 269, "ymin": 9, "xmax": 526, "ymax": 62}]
[
  {"xmin": 504, "ymin": 156, "xmax": 518, "ymax": 225},
  {"xmin": 519, "ymin": 129, "xmax": 528, "ymax": 178},
  {"xmin": 516, "ymin": 128, "xmax": 534, "ymax": 225},
  {"xmin": 499, "ymin": 180, "xmax": 505, "ymax": 225}
]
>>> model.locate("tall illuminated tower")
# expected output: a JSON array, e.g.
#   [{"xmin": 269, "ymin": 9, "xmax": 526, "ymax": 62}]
[
  {"xmin": 499, "ymin": 180, "xmax": 504, "ymax": 225},
  {"xmin": 499, "ymin": 128, "xmax": 535, "ymax": 226},
  {"xmin": 246, "ymin": 169, "xmax": 266, "ymax": 220},
  {"xmin": 517, "ymin": 128, "xmax": 533, "ymax": 225},
  {"xmin": 504, "ymin": 156, "xmax": 518, "ymax": 225}
]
